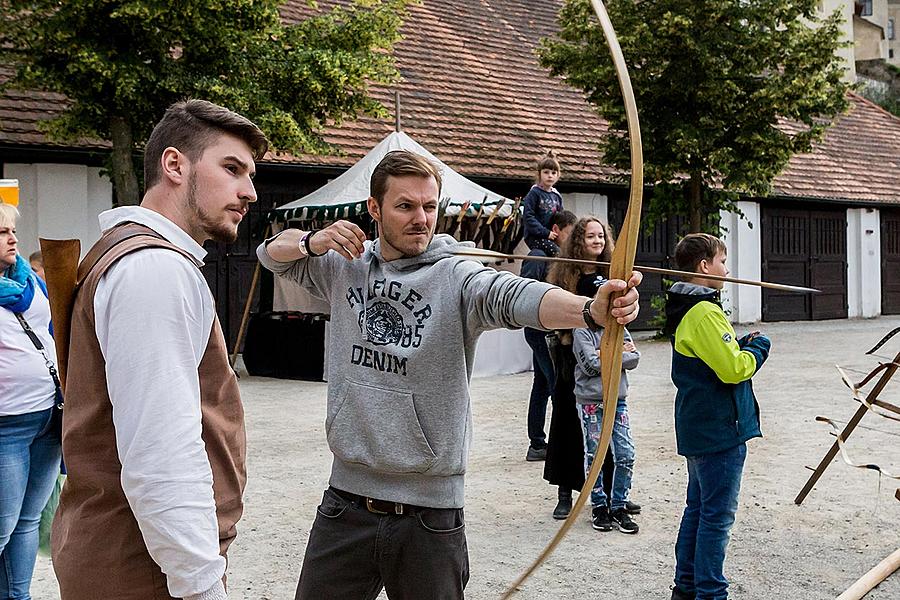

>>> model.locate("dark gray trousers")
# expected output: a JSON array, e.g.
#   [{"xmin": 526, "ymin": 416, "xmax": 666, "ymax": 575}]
[{"xmin": 295, "ymin": 487, "xmax": 469, "ymax": 600}]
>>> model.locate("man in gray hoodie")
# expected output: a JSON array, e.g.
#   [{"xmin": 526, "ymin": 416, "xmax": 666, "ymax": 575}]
[{"xmin": 257, "ymin": 150, "xmax": 641, "ymax": 600}]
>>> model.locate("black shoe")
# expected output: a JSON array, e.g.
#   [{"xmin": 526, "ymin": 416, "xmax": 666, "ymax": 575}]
[
  {"xmin": 525, "ymin": 446, "xmax": 547, "ymax": 461},
  {"xmin": 552, "ymin": 489, "xmax": 572, "ymax": 520},
  {"xmin": 625, "ymin": 499, "xmax": 641, "ymax": 514},
  {"xmin": 610, "ymin": 508, "xmax": 639, "ymax": 534},
  {"xmin": 670, "ymin": 585, "xmax": 695, "ymax": 600},
  {"xmin": 591, "ymin": 506, "xmax": 613, "ymax": 531}
]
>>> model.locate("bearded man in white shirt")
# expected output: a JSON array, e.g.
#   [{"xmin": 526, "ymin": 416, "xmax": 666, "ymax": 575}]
[{"xmin": 52, "ymin": 100, "xmax": 267, "ymax": 600}]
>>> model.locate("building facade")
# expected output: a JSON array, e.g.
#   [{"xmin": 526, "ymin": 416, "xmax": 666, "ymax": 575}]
[{"xmin": 2, "ymin": 0, "xmax": 899, "ymax": 339}]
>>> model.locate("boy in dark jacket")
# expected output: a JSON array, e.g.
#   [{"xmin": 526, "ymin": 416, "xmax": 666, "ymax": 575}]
[{"xmin": 664, "ymin": 233, "xmax": 771, "ymax": 600}]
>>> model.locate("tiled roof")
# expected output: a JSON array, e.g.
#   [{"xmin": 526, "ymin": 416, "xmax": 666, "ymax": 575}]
[
  {"xmin": 0, "ymin": 66, "xmax": 108, "ymax": 150},
  {"xmin": 275, "ymin": 0, "xmax": 618, "ymax": 182},
  {"xmin": 771, "ymin": 93, "xmax": 900, "ymax": 204},
  {"xmin": 2, "ymin": 1, "xmax": 899, "ymax": 205}
]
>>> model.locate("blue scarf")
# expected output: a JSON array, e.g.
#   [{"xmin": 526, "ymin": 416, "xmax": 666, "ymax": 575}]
[{"xmin": 0, "ymin": 254, "xmax": 48, "ymax": 313}]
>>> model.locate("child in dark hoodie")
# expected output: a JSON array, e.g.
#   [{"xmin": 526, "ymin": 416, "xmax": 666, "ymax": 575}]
[
  {"xmin": 664, "ymin": 233, "xmax": 771, "ymax": 600},
  {"xmin": 522, "ymin": 151, "xmax": 564, "ymax": 254}
]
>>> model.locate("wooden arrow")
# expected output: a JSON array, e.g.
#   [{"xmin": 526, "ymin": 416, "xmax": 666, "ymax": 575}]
[{"xmin": 452, "ymin": 248, "xmax": 820, "ymax": 294}]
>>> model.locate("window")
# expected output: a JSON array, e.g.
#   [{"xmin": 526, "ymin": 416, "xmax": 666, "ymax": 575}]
[
  {"xmin": 889, "ymin": 18, "xmax": 896, "ymax": 41},
  {"xmin": 860, "ymin": 0, "xmax": 873, "ymax": 17}
]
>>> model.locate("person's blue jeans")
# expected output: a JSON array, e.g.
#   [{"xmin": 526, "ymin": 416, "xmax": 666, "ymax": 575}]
[
  {"xmin": 0, "ymin": 407, "xmax": 62, "ymax": 600},
  {"xmin": 674, "ymin": 442, "xmax": 747, "ymax": 600},
  {"xmin": 577, "ymin": 399, "xmax": 634, "ymax": 510},
  {"xmin": 524, "ymin": 327, "xmax": 554, "ymax": 449}
]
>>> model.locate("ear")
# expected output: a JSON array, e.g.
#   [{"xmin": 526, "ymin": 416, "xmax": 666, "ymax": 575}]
[
  {"xmin": 698, "ymin": 258, "xmax": 710, "ymax": 275},
  {"xmin": 160, "ymin": 147, "xmax": 187, "ymax": 185},
  {"xmin": 366, "ymin": 196, "xmax": 381, "ymax": 223},
  {"xmin": 550, "ymin": 224, "xmax": 560, "ymax": 235}
]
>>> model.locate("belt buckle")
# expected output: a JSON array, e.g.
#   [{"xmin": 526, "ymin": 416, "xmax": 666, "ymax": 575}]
[{"xmin": 366, "ymin": 497, "xmax": 404, "ymax": 515}]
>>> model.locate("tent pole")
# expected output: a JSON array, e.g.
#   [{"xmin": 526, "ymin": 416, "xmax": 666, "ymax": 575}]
[
  {"xmin": 230, "ymin": 223, "xmax": 271, "ymax": 369},
  {"xmin": 395, "ymin": 90, "xmax": 401, "ymax": 132}
]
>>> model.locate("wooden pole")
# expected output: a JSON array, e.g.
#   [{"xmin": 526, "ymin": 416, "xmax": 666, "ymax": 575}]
[
  {"xmin": 230, "ymin": 261, "xmax": 261, "ymax": 369},
  {"xmin": 230, "ymin": 224, "xmax": 271, "ymax": 369},
  {"xmin": 835, "ymin": 547, "xmax": 900, "ymax": 600}
]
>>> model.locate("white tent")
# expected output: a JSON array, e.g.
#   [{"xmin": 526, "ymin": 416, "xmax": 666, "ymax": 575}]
[
  {"xmin": 262, "ymin": 130, "xmax": 530, "ymax": 379},
  {"xmin": 272, "ymin": 131, "xmax": 513, "ymax": 222}
]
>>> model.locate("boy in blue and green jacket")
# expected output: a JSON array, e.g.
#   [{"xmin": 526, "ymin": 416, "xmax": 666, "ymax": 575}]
[{"xmin": 664, "ymin": 233, "xmax": 771, "ymax": 600}]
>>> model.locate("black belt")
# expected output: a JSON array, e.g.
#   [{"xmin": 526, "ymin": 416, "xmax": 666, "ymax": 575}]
[{"xmin": 331, "ymin": 487, "xmax": 419, "ymax": 516}]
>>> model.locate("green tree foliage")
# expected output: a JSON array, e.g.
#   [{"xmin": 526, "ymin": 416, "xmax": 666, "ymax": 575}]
[
  {"xmin": 538, "ymin": 0, "xmax": 852, "ymax": 232},
  {"xmin": 0, "ymin": 0, "xmax": 411, "ymax": 205}
]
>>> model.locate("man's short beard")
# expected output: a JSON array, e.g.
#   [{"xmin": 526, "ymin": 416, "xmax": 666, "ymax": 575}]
[{"xmin": 186, "ymin": 173, "xmax": 239, "ymax": 244}]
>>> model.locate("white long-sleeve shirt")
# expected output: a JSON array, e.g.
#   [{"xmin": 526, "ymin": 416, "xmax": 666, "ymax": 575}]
[{"xmin": 94, "ymin": 206, "xmax": 226, "ymax": 600}]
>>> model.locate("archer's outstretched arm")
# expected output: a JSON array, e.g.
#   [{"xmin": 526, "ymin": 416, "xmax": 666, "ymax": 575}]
[{"xmin": 538, "ymin": 271, "xmax": 642, "ymax": 330}]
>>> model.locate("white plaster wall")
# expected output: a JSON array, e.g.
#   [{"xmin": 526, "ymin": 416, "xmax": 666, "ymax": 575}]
[
  {"xmin": 870, "ymin": 0, "xmax": 891, "ymax": 31},
  {"xmin": 820, "ymin": 0, "xmax": 859, "ymax": 81},
  {"xmin": 719, "ymin": 201, "xmax": 762, "ymax": 324},
  {"xmin": 562, "ymin": 191, "xmax": 608, "ymax": 221},
  {"xmin": 846, "ymin": 207, "xmax": 881, "ymax": 318},
  {"xmin": 5, "ymin": 163, "xmax": 112, "ymax": 258}
]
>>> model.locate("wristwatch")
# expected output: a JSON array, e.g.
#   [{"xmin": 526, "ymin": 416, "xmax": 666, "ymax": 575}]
[
  {"xmin": 582, "ymin": 299, "xmax": 602, "ymax": 331},
  {"xmin": 298, "ymin": 230, "xmax": 322, "ymax": 258}
]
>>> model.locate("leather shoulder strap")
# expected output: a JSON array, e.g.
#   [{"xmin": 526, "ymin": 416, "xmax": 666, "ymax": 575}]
[{"xmin": 77, "ymin": 222, "xmax": 201, "ymax": 287}]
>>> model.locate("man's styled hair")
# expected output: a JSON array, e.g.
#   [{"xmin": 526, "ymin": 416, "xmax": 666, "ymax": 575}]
[
  {"xmin": 536, "ymin": 150, "xmax": 561, "ymax": 174},
  {"xmin": 549, "ymin": 209, "xmax": 577, "ymax": 230},
  {"xmin": 674, "ymin": 233, "xmax": 727, "ymax": 273},
  {"xmin": 0, "ymin": 202, "xmax": 18, "ymax": 229},
  {"xmin": 143, "ymin": 99, "xmax": 269, "ymax": 189},
  {"xmin": 29, "ymin": 250, "xmax": 42, "ymax": 265},
  {"xmin": 370, "ymin": 150, "xmax": 443, "ymax": 205}
]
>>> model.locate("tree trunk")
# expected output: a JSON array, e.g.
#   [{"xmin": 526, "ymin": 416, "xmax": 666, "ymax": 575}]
[
  {"xmin": 689, "ymin": 172, "xmax": 702, "ymax": 233},
  {"xmin": 109, "ymin": 116, "xmax": 141, "ymax": 206}
]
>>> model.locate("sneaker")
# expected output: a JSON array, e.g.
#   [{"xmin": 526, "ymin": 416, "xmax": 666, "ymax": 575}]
[
  {"xmin": 670, "ymin": 585, "xmax": 695, "ymax": 600},
  {"xmin": 525, "ymin": 446, "xmax": 547, "ymax": 461},
  {"xmin": 610, "ymin": 508, "xmax": 639, "ymax": 534},
  {"xmin": 552, "ymin": 489, "xmax": 572, "ymax": 520},
  {"xmin": 625, "ymin": 500, "xmax": 642, "ymax": 515},
  {"xmin": 591, "ymin": 506, "xmax": 613, "ymax": 531}
]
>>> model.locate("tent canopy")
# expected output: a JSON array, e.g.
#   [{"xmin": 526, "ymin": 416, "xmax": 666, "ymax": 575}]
[{"xmin": 271, "ymin": 131, "xmax": 513, "ymax": 222}]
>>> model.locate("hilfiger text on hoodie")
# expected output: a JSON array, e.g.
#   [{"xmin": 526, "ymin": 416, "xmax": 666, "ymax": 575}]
[{"xmin": 346, "ymin": 278, "xmax": 433, "ymax": 375}]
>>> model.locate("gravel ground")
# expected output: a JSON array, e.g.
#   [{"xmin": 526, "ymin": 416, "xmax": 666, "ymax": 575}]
[{"xmin": 31, "ymin": 316, "xmax": 900, "ymax": 599}]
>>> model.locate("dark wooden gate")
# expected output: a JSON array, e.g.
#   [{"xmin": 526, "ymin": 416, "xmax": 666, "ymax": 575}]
[
  {"xmin": 761, "ymin": 206, "xmax": 847, "ymax": 321},
  {"xmin": 882, "ymin": 209, "xmax": 900, "ymax": 315},
  {"xmin": 202, "ymin": 172, "xmax": 329, "ymax": 351},
  {"xmin": 609, "ymin": 195, "xmax": 689, "ymax": 330}
]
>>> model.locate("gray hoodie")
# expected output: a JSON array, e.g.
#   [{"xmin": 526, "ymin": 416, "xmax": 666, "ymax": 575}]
[
  {"xmin": 572, "ymin": 327, "xmax": 640, "ymax": 404},
  {"xmin": 257, "ymin": 234, "xmax": 554, "ymax": 508}
]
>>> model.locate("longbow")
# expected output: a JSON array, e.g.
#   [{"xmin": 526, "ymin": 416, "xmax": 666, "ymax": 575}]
[{"xmin": 500, "ymin": 0, "xmax": 642, "ymax": 596}]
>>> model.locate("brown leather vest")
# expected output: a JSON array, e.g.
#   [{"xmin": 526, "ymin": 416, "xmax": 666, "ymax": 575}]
[{"xmin": 52, "ymin": 223, "xmax": 247, "ymax": 600}]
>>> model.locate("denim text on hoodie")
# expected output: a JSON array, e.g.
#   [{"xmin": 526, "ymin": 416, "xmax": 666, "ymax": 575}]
[
  {"xmin": 257, "ymin": 233, "xmax": 555, "ymax": 508},
  {"xmin": 663, "ymin": 281, "xmax": 771, "ymax": 457}
]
